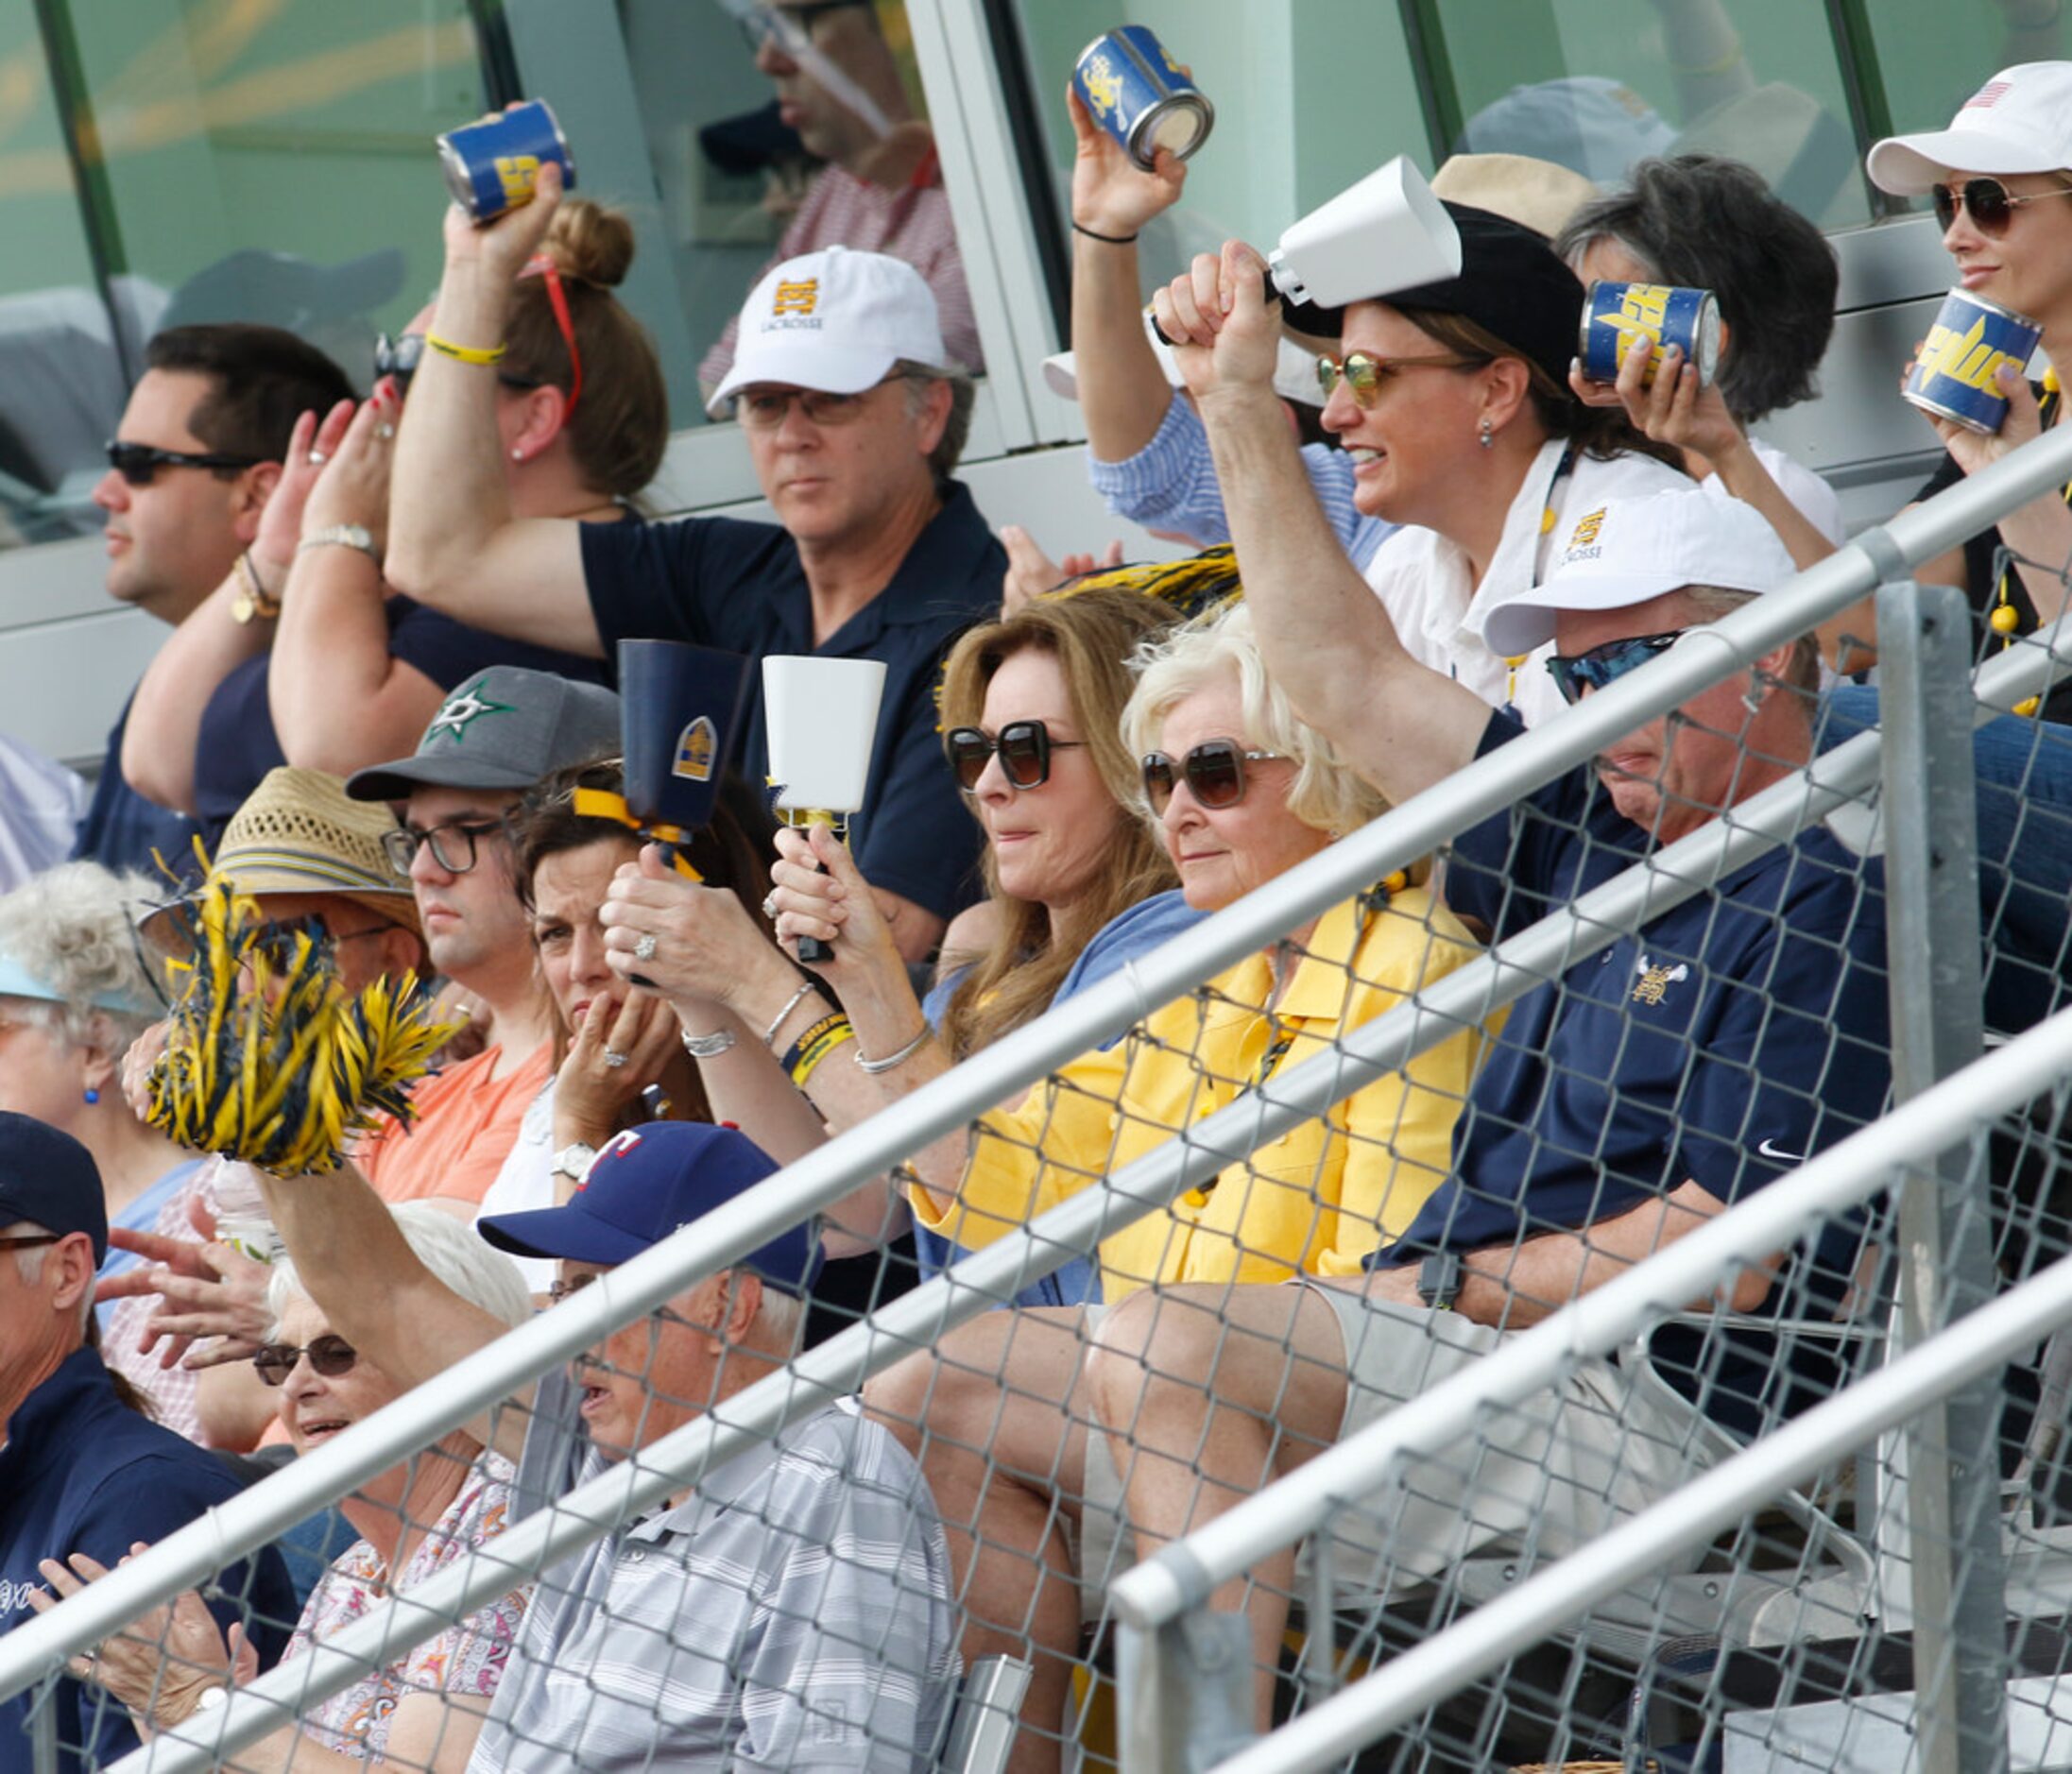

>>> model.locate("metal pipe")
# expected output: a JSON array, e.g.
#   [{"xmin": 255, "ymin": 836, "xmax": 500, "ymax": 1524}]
[
  {"xmin": 1110, "ymin": 1001, "xmax": 2072, "ymax": 1630},
  {"xmin": 1199, "ymin": 1249, "xmax": 2072, "ymax": 1774}
]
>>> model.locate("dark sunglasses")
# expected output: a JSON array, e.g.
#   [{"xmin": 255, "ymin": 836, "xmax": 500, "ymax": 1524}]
[
  {"xmin": 105, "ymin": 439, "xmax": 265, "ymax": 487},
  {"xmin": 253, "ymin": 1333, "xmax": 359, "ymax": 1387},
  {"xmin": 944, "ymin": 720, "xmax": 1084, "ymax": 792},
  {"xmin": 383, "ymin": 816, "xmax": 509, "ymax": 877},
  {"xmin": 374, "ymin": 331, "xmax": 550, "ymax": 402},
  {"xmin": 1315, "ymin": 350, "xmax": 1471, "ymax": 408},
  {"xmin": 1140, "ymin": 739, "xmax": 1286, "ymax": 814},
  {"xmin": 1545, "ymin": 631, "xmax": 1684, "ymax": 706},
  {"xmin": 1930, "ymin": 177, "xmax": 2072, "ymax": 237}
]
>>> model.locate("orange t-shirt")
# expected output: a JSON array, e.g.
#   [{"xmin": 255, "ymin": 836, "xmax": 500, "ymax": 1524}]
[{"xmin": 355, "ymin": 1043, "xmax": 553, "ymax": 1206}]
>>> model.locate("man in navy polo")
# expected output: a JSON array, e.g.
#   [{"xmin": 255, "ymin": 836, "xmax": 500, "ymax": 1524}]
[
  {"xmin": 1062, "ymin": 477, "xmax": 1892, "ymax": 1732},
  {"xmin": 0, "ymin": 1113, "xmax": 295, "ymax": 1771},
  {"xmin": 387, "ymin": 168, "xmax": 1000, "ymax": 963}
]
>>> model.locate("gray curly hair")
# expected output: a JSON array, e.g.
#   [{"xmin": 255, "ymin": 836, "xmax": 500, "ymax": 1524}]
[{"xmin": 0, "ymin": 861, "xmax": 164, "ymax": 1050}]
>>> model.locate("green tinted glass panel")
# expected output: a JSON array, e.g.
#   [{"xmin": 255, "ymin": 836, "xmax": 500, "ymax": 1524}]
[
  {"xmin": 1008, "ymin": 0, "xmax": 1427, "ymax": 288},
  {"xmin": 1413, "ymin": 0, "xmax": 1870, "ymax": 229}
]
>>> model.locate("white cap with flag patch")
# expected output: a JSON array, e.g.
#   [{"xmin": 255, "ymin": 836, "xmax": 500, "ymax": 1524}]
[
  {"xmin": 1480, "ymin": 488, "xmax": 1799, "ymax": 658},
  {"xmin": 707, "ymin": 246, "xmax": 952, "ymax": 418},
  {"xmin": 1868, "ymin": 62, "xmax": 2072, "ymax": 195}
]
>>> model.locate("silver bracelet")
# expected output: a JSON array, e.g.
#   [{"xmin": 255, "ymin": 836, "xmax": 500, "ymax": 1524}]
[
  {"xmin": 681, "ymin": 1025, "xmax": 738, "ymax": 1059},
  {"xmin": 760, "ymin": 979, "xmax": 822, "ymax": 1049},
  {"xmin": 853, "ymin": 1023, "xmax": 933, "ymax": 1075}
]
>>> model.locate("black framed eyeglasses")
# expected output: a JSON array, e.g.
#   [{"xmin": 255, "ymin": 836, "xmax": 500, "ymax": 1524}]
[
  {"xmin": 737, "ymin": 0, "xmax": 872, "ymax": 55},
  {"xmin": 104, "ymin": 440, "xmax": 265, "ymax": 487},
  {"xmin": 944, "ymin": 720, "xmax": 1084, "ymax": 792},
  {"xmin": 0, "ymin": 1233, "xmax": 60, "ymax": 1254},
  {"xmin": 549, "ymin": 1271, "xmax": 696, "ymax": 1329},
  {"xmin": 253, "ymin": 1333, "xmax": 359, "ymax": 1387},
  {"xmin": 1140, "ymin": 740, "xmax": 1286, "ymax": 815},
  {"xmin": 1545, "ymin": 631, "xmax": 1684, "ymax": 706},
  {"xmin": 1930, "ymin": 176, "xmax": 2072, "ymax": 237},
  {"xmin": 1315, "ymin": 351, "xmax": 1472, "ymax": 408},
  {"xmin": 733, "ymin": 373, "xmax": 914, "ymax": 431},
  {"xmin": 383, "ymin": 816, "xmax": 509, "ymax": 877},
  {"xmin": 251, "ymin": 915, "xmax": 402, "ymax": 970}
]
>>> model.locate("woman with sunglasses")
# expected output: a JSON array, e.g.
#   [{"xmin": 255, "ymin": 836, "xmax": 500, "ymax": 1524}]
[
  {"xmin": 1864, "ymin": 63, "xmax": 2072, "ymax": 718},
  {"xmin": 121, "ymin": 197, "xmax": 659, "ymax": 842},
  {"xmin": 37, "ymin": 1203, "xmax": 533, "ymax": 1766},
  {"xmin": 593, "ymin": 583, "xmax": 1187, "ymax": 1312},
  {"xmin": 847, "ymin": 600, "xmax": 1493, "ymax": 1744}
]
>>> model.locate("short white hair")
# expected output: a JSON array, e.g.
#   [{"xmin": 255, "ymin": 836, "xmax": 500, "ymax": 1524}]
[
  {"xmin": 267, "ymin": 1203, "xmax": 531, "ymax": 1339},
  {"xmin": 1122, "ymin": 602, "xmax": 1390, "ymax": 838}
]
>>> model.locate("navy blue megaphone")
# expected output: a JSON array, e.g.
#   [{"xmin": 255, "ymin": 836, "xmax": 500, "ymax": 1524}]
[{"xmin": 598, "ymin": 640, "xmax": 752, "ymax": 876}]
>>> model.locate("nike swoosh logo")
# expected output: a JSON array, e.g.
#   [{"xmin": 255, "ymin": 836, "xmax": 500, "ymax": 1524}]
[{"xmin": 1757, "ymin": 1138, "xmax": 1808, "ymax": 1163}]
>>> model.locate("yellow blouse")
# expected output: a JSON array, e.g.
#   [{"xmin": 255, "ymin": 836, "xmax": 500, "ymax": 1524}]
[{"xmin": 913, "ymin": 885, "xmax": 1498, "ymax": 1300}]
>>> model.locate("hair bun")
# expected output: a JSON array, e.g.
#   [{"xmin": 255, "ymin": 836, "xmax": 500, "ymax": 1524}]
[{"xmin": 543, "ymin": 198, "xmax": 636, "ymax": 288}]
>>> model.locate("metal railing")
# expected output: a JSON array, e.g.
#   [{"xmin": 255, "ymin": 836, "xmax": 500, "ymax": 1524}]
[{"xmin": 7, "ymin": 419, "xmax": 2072, "ymax": 1770}]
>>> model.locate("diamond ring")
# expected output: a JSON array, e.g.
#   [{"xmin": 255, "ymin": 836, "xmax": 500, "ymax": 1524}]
[
  {"xmin": 634, "ymin": 932, "xmax": 658, "ymax": 963},
  {"xmin": 307, "ymin": 450, "xmax": 328, "ymax": 465},
  {"xmin": 603, "ymin": 1050, "xmax": 629, "ymax": 1069}
]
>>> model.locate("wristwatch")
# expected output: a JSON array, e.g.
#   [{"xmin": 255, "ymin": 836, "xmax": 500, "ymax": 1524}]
[
  {"xmin": 189, "ymin": 1684, "xmax": 229, "ymax": 1716},
  {"xmin": 552, "ymin": 1141, "xmax": 598, "ymax": 1184},
  {"xmin": 1417, "ymin": 1250, "xmax": 1464, "ymax": 1312},
  {"xmin": 297, "ymin": 523, "xmax": 381, "ymax": 565}
]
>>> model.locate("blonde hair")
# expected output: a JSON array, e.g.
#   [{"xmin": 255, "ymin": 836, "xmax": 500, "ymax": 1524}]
[
  {"xmin": 936, "ymin": 587, "xmax": 1183, "ymax": 1059},
  {"xmin": 1122, "ymin": 602, "xmax": 1390, "ymax": 838}
]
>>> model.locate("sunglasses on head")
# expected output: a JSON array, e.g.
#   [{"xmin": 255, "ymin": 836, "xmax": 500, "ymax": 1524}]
[
  {"xmin": 944, "ymin": 720, "xmax": 1083, "ymax": 791},
  {"xmin": 1545, "ymin": 631, "xmax": 1684, "ymax": 706},
  {"xmin": 1930, "ymin": 176, "xmax": 2072, "ymax": 236},
  {"xmin": 1140, "ymin": 739, "xmax": 1285, "ymax": 814},
  {"xmin": 375, "ymin": 259, "xmax": 581, "ymax": 417},
  {"xmin": 104, "ymin": 440, "xmax": 265, "ymax": 487},
  {"xmin": 1315, "ymin": 350, "xmax": 1472, "ymax": 408},
  {"xmin": 253, "ymin": 1333, "xmax": 358, "ymax": 1387}
]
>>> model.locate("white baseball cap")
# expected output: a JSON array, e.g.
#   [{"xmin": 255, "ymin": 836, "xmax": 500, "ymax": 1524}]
[
  {"xmin": 1867, "ymin": 62, "xmax": 2072, "ymax": 196},
  {"xmin": 1042, "ymin": 313, "xmax": 1327, "ymax": 407},
  {"xmin": 707, "ymin": 247, "xmax": 952, "ymax": 418},
  {"xmin": 1481, "ymin": 488, "xmax": 1798, "ymax": 657}
]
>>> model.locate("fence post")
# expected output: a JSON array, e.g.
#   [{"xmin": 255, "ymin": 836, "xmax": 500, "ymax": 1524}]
[
  {"xmin": 1118, "ymin": 1606, "xmax": 1258, "ymax": 1774},
  {"xmin": 1875, "ymin": 578, "xmax": 2009, "ymax": 1774}
]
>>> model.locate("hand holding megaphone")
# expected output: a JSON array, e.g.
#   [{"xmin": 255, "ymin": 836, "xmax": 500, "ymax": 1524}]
[{"xmin": 1149, "ymin": 241, "xmax": 1285, "ymax": 405}]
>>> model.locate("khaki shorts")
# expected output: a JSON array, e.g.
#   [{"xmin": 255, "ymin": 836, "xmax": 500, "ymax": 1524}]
[{"xmin": 1075, "ymin": 1282, "xmax": 1697, "ymax": 1621}]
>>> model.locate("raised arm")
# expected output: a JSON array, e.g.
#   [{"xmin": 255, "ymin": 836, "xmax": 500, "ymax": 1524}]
[
  {"xmin": 270, "ymin": 391, "xmax": 449, "ymax": 776},
  {"xmin": 1167, "ymin": 244, "xmax": 1492, "ymax": 804},
  {"xmin": 385, "ymin": 161, "xmax": 596, "ymax": 654},
  {"xmin": 1066, "ymin": 86, "xmax": 1189, "ymax": 465}
]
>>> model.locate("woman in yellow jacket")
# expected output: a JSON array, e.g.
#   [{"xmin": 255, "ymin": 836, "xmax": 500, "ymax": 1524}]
[{"xmin": 773, "ymin": 600, "xmax": 1498, "ymax": 1762}]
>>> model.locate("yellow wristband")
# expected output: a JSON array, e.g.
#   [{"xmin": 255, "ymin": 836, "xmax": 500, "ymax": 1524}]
[{"xmin": 424, "ymin": 332, "xmax": 508, "ymax": 366}]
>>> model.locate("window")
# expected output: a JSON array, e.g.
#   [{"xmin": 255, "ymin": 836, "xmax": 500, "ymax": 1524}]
[{"xmin": 0, "ymin": 0, "xmax": 484, "ymax": 545}]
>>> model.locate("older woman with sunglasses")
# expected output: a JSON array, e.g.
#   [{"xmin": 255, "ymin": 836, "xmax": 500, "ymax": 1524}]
[
  {"xmin": 1866, "ymin": 62, "xmax": 2072, "ymax": 718},
  {"xmin": 841, "ymin": 601, "xmax": 1496, "ymax": 1748},
  {"xmin": 36, "ymin": 1203, "xmax": 533, "ymax": 1767},
  {"xmin": 122, "ymin": 197, "xmax": 658, "ymax": 840},
  {"xmin": 592, "ymin": 582, "xmax": 1188, "ymax": 1311}
]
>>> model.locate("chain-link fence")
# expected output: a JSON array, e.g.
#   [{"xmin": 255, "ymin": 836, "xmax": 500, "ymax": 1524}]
[{"xmin": 7, "ymin": 431, "xmax": 2072, "ymax": 1774}]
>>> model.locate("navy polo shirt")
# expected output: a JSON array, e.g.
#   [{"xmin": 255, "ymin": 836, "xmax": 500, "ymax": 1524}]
[
  {"xmin": 72, "ymin": 693, "xmax": 201, "ymax": 889},
  {"xmin": 579, "ymin": 484, "xmax": 1002, "ymax": 921},
  {"xmin": 0, "ymin": 1347, "xmax": 297, "ymax": 1771},
  {"xmin": 1385, "ymin": 711, "xmax": 1892, "ymax": 1433},
  {"xmin": 191, "ymin": 597, "xmax": 607, "ymax": 844}
]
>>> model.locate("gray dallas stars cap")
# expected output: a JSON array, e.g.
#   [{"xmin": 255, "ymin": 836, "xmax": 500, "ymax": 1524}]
[{"xmin": 345, "ymin": 666, "xmax": 623, "ymax": 801}]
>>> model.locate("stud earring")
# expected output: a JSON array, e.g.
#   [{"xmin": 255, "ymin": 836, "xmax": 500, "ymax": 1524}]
[
  {"xmin": 1478, "ymin": 418, "xmax": 1494, "ymax": 451},
  {"xmin": 83, "ymin": 1087, "xmax": 100, "ymax": 1105},
  {"xmin": 510, "ymin": 448, "xmax": 525, "ymax": 462}
]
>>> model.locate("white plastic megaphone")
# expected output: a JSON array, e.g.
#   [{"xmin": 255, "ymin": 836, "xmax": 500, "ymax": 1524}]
[
  {"xmin": 1267, "ymin": 156, "xmax": 1461, "ymax": 311},
  {"xmin": 763, "ymin": 655, "xmax": 888, "ymax": 962}
]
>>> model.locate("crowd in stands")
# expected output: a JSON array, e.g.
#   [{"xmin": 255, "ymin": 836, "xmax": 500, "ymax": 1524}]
[{"xmin": 7, "ymin": 36, "xmax": 2072, "ymax": 1774}]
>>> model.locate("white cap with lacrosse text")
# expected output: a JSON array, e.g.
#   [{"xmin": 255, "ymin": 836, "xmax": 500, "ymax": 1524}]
[{"xmin": 707, "ymin": 246, "xmax": 952, "ymax": 418}]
